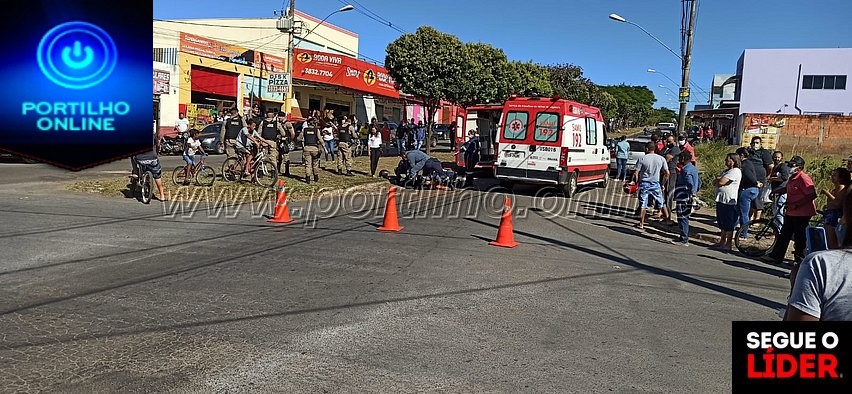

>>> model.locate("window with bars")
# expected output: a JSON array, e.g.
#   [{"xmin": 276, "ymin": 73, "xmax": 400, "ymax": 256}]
[
  {"xmin": 802, "ymin": 75, "xmax": 847, "ymax": 90},
  {"xmin": 153, "ymin": 48, "xmax": 178, "ymax": 65}
]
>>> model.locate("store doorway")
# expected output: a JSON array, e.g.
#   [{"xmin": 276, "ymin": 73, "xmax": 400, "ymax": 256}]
[{"xmin": 324, "ymin": 101, "xmax": 351, "ymax": 118}]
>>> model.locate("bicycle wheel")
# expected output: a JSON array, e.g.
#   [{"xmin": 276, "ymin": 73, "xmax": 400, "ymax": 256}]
[
  {"xmin": 254, "ymin": 158, "xmax": 278, "ymax": 188},
  {"xmin": 172, "ymin": 166, "xmax": 189, "ymax": 186},
  {"xmin": 221, "ymin": 157, "xmax": 243, "ymax": 182},
  {"xmin": 195, "ymin": 165, "xmax": 216, "ymax": 186},
  {"xmin": 735, "ymin": 219, "xmax": 779, "ymax": 257},
  {"xmin": 140, "ymin": 171, "xmax": 154, "ymax": 204}
]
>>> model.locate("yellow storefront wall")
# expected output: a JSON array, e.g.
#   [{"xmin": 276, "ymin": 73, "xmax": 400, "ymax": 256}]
[{"xmin": 178, "ymin": 52, "xmax": 283, "ymax": 119}]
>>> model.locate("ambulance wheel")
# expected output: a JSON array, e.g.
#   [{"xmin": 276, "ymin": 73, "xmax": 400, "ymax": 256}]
[
  {"xmin": 499, "ymin": 179, "xmax": 514, "ymax": 191},
  {"xmin": 563, "ymin": 172, "xmax": 578, "ymax": 198}
]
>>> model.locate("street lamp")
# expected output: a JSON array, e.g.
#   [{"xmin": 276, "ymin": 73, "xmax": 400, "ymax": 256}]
[
  {"xmin": 299, "ymin": 5, "xmax": 355, "ymax": 43},
  {"xmin": 647, "ymin": 69, "xmax": 679, "ymax": 88},
  {"xmin": 608, "ymin": 14, "xmax": 681, "ymax": 60},
  {"xmin": 610, "ymin": 3, "xmax": 699, "ymax": 134},
  {"xmin": 281, "ymin": 3, "xmax": 355, "ymax": 114},
  {"xmin": 659, "ymin": 84, "xmax": 677, "ymax": 96}
]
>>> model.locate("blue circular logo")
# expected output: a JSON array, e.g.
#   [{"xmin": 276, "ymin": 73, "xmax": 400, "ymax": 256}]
[{"xmin": 37, "ymin": 21, "xmax": 118, "ymax": 90}]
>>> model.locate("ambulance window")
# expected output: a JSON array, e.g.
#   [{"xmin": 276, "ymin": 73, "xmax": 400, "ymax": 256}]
[
  {"xmin": 585, "ymin": 117, "xmax": 598, "ymax": 145},
  {"xmin": 502, "ymin": 111, "xmax": 528, "ymax": 140},
  {"xmin": 534, "ymin": 112, "xmax": 559, "ymax": 142}
]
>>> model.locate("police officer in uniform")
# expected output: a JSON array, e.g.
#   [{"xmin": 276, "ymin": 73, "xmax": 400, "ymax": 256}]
[
  {"xmin": 277, "ymin": 111, "xmax": 296, "ymax": 176},
  {"xmin": 297, "ymin": 116, "xmax": 322, "ymax": 184},
  {"xmin": 336, "ymin": 117, "xmax": 357, "ymax": 176},
  {"xmin": 259, "ymin": 109, "xmax": 295, "ymax": 176},
  {"xmin": 220, "ymin": 108, "xmax": 246, "ymax": 157}
]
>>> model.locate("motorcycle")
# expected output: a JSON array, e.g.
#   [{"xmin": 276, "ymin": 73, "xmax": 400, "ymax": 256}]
[{"xmin": 159, "ymin": 131, "xmax": 186, "ymax": 155}]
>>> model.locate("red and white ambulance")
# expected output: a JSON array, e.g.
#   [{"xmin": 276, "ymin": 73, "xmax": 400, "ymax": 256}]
[{"xmin": 494, "ymin": 96, "xmax": 610, "ymax": 197}]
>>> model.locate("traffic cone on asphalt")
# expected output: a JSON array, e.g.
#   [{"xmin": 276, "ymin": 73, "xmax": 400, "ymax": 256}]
[
  {"xmin": 268, "ymin": 180, "xmax": 294, "ymax": 224},
  {"xmin": 377, "ymin": 187, "xmax": 404, "ymax": 232},
  {"xmin": 489, "ymin": 196, "xmax": 519, "ymax": 248}
]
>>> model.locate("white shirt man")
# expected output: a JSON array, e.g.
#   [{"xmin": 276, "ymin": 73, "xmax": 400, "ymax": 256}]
[{"xmin": 175, "ymin": 113, "xmax": 189, "ymax": 134}]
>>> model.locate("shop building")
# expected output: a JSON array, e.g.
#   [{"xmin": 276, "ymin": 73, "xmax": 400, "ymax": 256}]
[
  {"xmin": 734, "ymin": 48, "xmax": 852, "ymax": 151},
  {"xmin": 153, "ymin": 12, "xmax": 404, "ymax": 135}
]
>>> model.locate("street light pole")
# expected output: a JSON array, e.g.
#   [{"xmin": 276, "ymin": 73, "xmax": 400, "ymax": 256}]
[
  {"xmin": 647, "ymin": 68, "xmax": 679, "ymax": 88},
  {"xmin": 281, "ymin": 3, "xmax": 354, "ymax": 116},
  {"xmin": 608, "ymin": 14, "xmax": 681, "ymax": 60},
  {"xmin": 677, "ymin": 0, "xmax": 698, "ymax": 134}
]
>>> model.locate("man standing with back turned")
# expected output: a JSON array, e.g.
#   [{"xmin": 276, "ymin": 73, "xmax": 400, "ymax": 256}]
[{"xmin": 633, "ymin": 142, "xmax": 670, "ymax": 230}]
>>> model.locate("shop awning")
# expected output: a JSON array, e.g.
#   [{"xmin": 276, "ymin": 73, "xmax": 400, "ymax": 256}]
[{"xmin": 191, "ymin": 66, "xmax": 238, "ymax": 97}]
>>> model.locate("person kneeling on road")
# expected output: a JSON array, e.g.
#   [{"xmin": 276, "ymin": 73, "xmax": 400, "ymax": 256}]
[{"xmin": 401, "ymin": 150, "xmax": 449, "ymax": 187}]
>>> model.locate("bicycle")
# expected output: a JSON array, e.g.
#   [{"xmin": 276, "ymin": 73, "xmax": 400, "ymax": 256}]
[
  {"xmin": 129, "ymin": 157, "xmax": 154, "ymax": 204},
  {"xmin": 172, "ymin": 153, "xmax": 216, "ymax": 186},
  {"xmin": 221, "ymin": 144, "xmax": 278, "ymax": 188},
  {"xmin": 734, "ymin": 194, "xmax": 783, "ymax": 257}
]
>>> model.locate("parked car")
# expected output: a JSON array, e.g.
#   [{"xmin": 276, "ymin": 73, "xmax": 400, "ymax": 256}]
[
  {"xmin": 609, "ymin": 138, "xmax": 651, "ymax": 173},
  {"xmin": 198, "ymin": 123, "xmax": 225, "ymax": 154},
  {"xmin": 380, "ymin": 121, "xmax": 399, "ymax": 144},
  {"xmin": 432, "ymin": 123, "xmax": 451, "ymax": 140}
]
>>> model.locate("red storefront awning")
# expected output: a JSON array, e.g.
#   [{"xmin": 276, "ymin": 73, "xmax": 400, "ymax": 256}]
[
  {"xmin": 191, "ymin": 66, "xmax": 238, "ymax": 97},
  {"xmin": 292, "ymin": 49, "xmax": 399, "ymax": 99}
]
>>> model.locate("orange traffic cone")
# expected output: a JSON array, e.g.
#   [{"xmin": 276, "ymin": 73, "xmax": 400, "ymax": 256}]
[
  {"xmin": 377, "ymin": 186, "xmax": 404, "ymax": 232},
  {"xmin": 268, "ymin": 180, "xmax": 294, "ymax": 224},
  {"xmin": 489, "ymin": 196, "xmax": 519, "ymax": 248}
]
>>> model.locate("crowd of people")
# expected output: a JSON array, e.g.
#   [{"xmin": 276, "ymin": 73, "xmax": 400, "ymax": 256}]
[{"xmin": 629, "ymin": 130, "xmax": 851, "ymax": 320}]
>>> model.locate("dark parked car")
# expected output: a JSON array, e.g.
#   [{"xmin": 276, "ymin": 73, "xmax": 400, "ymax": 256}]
[
  {"xmin": 198, "ymin": 123, "xmax": 224, "ymax": 155},
  {"xmin": 432, "ymin": 123, "xmax": 451, "ymax": 140}
]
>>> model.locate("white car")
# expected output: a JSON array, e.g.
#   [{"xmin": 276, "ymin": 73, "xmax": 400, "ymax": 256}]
[{"xmin": 609, "ymin": 137, "xmax": 651, "ymax": 172}]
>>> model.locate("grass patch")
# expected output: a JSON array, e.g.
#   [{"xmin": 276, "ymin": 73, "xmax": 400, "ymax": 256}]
[
  {"xmin": 67, "ymin": 151, "xmax": 459, "ymax": 202},
  {"xmin": 695, "ymin": 141, "xmax": 843, "ymax": 209}
]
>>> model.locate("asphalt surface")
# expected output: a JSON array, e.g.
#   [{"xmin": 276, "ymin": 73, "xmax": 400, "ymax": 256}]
[{"xmin": 0, "ymin": 169, "xmax": 791, "ymax": 392}]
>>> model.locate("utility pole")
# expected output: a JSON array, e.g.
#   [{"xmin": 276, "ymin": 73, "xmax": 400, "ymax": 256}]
[
  {"xmin": 279, "ymin": 0, "xmax": 296, "ymax": 116},
  {"xmin": 677, "ymin": 0, "xmax": 698, "ymax": 134}
]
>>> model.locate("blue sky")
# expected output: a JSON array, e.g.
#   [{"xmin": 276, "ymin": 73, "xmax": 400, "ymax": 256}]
[{"xmin": 154, "ymin": 0, "xmax": 852, "ymax": 110}]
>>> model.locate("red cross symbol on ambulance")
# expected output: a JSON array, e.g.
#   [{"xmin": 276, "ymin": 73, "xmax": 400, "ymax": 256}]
[{"xmin": 509, "ymin": 119, "xmax": 523, "ymax": 131}]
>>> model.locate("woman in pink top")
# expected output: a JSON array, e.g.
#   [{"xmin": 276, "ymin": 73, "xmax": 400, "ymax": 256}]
[{"xmin": 762, "ymin": 156, "xmax": 816, "ymax": 266}]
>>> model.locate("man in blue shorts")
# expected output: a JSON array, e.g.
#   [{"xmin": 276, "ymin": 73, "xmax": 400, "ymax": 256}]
[{"xmin": 632, "ymin": 141, "xmax": 670, "ymax": 230}]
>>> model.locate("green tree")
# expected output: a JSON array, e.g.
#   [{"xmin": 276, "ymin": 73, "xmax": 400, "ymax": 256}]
[
  {"xmin": 647, "ymin": 107, "xmax": 678, "ymax": 126},
  {"xmin": 600, "ymin": 85, "xmax": 657, "ymax": 129},
  {"xmin": 507, "ymin": 61, "xmax": 552, "ymax": 97},
  {"xmin": 385, "ymin": 26, "xmax": 467, "ymax": 153},
  {"xmin": 446, "ymin": 42, "xmax": 514, "ymax": 108},
  {"xmin": 546, "ymin": 63, "xmax": 594, "ymax": 103}
]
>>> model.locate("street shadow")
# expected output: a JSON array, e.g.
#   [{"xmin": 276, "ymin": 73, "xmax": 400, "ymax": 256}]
[
  {"xmin": 697, "ymin": 253, "xmax": 789, "ymax": 278},
  {"xmin": 2, "ymin": 269, "xmax": 636, "ymax": 350},
  {"xmin": 466, "ymin": 215, "xmax": 785, "ymax": 311}
]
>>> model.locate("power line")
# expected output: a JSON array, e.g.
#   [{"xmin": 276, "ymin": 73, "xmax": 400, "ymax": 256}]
[
  {"xmin": 154, "ymin": 18, "xmax": 279, "ymax": 29},
  {"xmin": 337, "ymin": 0, "xmax": 407, "ymax": 34}
]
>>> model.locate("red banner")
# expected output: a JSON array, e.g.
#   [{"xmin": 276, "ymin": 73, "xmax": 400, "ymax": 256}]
[{"xmin": 293, "ymin": 49, "xmax": 399, "ymax": 98}]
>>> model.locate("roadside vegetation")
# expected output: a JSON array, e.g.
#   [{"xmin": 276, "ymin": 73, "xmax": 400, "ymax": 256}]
[{"xmin": 695, "ymin": 141, "xmax": 842, "ymax": 209}]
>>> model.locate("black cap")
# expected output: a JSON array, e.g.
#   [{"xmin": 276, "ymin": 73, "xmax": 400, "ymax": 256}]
[{"xmin": 788, "ymin": 156, "xmax": 805, "ymax": 168}]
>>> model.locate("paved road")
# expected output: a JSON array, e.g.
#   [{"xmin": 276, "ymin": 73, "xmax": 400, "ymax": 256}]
[{"xmin": 0, "ymin": 177, "xmax": 790, "ymax": 392}]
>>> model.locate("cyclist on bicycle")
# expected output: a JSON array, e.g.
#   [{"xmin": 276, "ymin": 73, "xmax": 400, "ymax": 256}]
[
  {"xmin": 179, "ymin": 128, "xmax": 206, "ymax": 184},
  {"xmin": 131, "ymin": 128, "xmax": 167, "ymax": 200},
  {"xmin": 235, "ymin": 119, "xmax": 270, "ymax": 177}
]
